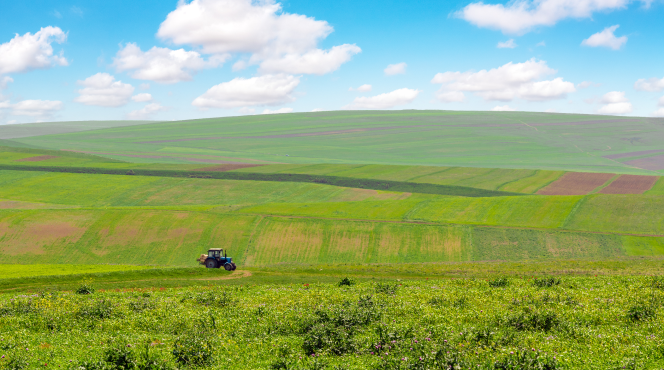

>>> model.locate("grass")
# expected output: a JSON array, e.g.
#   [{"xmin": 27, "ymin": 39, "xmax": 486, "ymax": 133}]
[
  {"xmin": 0, "ymin": 264, "xmax": 151, "ymax": 279},
  {"xmin": 3, "ymin": 271, "xmax": 664, "ymax": 369},
  {"xmin": 12, "ymin": 111, "xmax": 664, "ymax": 174}
]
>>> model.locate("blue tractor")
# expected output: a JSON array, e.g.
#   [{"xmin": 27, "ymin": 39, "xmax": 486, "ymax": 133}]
[{"xmin": 200, "ymin": 248, "xmax": 237, "ymax": 271}]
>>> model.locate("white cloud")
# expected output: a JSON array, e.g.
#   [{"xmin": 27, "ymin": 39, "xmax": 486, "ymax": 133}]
[
  {"xmin": 0, "ymin": 76, "xmax": 13, "ymax": 89},
  {"xmin": 258, "ymin": 44, "xmax": 360, "ymax": 75},
  {"xmin": 0, "ymin": 26, "xmax": 68, "ymax": 75},
  {"xmin": 659, "ymin": 96, "xmax": 664, "ymax": 106},
  {"xmin": 536, "ymin": 41, "xmax": 546, "ymax": 47},
  {"xmin": 344, "ymin": 88, "xmax": 420, "ymax": 109},
  {"xmin": 577, "ymin": 81, "xmax": 600, "ymax": 89},
  {"xmin": 9, "ymin": 99, "xmax": 63, "ymax": 117},
  {"xmin": 491, "ymin": 105, "xmax": 516, "ymax": 111},
  {"xmin": 131, "ymin": 93, "xmax": 152, "ymax": 102},
  {"xmin": 262, "ymin": 107, "xmax": 293, "ymax": 114},
  {"xmin": 113, "ymin": 43, "xmax": 225, "ymax": 84},
  {"xmin": 435, "ymin": 91, "xmax": 465, "ymax": 103},
  {"xmin": 634, "ymin": 77, "xmax": 664, "ymax": 92},
  {"xmin": 311, "ymin": 108, "xmax": 324, "ymax": 112},
  {"xmin": 192, "ymin": 74, "xmax": 299, "ymax": 109},
  {"xmin": 139, "ymin": 83, "xmax": 150, "ymax": 90},
  {"xmin": 653, "ymin": 108, "xmax": 664, "ymax": 117},
  {"xmin": 349, "ymin": 84, "xmax": 372, "ymax": 92},
  {"xmin": 157, "ymin": 0, "xmax": 359, "ymax": 75},
  {"xmin": 497, "ymin": 39, "xmax": 517, "ymax": 49},
  {"xmin": 74, "ymin": 73, "xmax": 135, "ymax": 107},
  {"xmin": 384, "ymin": 63, "xmax": 407, "ymax": 76},
  {"xmin": 582, "ymin": 25, "xmax": 627, "ymax": 50},
  {"xmin": 238, "ymin": 107, "xmax": 256, "ymax": 115},
  {"xmin": 127, "ymin": 103, "xmax": 166, "ymax": 120},
  {"xmin": 598, "ymin": 91, "xmax": 633, "ymax": 115},
  {"xmin": 457, "ymin": 0, "xmax": 647, "ymax": 35},
  {"xmin": 431, "ymin": 59, "xmax": 575, "ymax": 102}
]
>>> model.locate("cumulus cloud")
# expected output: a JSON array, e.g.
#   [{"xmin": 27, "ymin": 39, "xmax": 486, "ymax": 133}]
[
  {"xmin": 258, "ymin": 44, "xmax": 360, "ymax": 75},
  {"xmin": 0, "ymin": 76, "xmax": 12, "ymax": 89},
  {"xmin": 491, "ymin": 105, "xmax": 516, "ymax": 111},
  {"xmin": 582, "ymin": 25, "xmax": 627, "ymax": 50},
  {"xmin": 311, "ymin": 108, "xmax": 325, "ymax": 112},
  {"xmin": 436, "ymin": 91, "xmax": 465, "ymax": 103},
  {"xmin": 497, "ymin": 39, "xmax": 517, "ymax": 49},
  {"xmin": 74, "ymin": 73, "xmax": 135, "ymax": 107},
  {"xmin": 343, "ymin": 88, "xmax": 420, "ymax": 110},
  {"xmin": 659, "ymin": 96, "xmax": 664, "ymax": 106},
  {"xmin": 1, "ymin": 99, "xmax": 63, "ymax": 117},
  {"xmin": 157, "ymin": 0, "xmax": 359, "ymax": 75},
  {"xmin": 598, "ymin": 91, "xmax": 633, "ymax": 115},
  {"xmin": 384, "ymin": 63, "xmax": 407, "ymax": 76},
  {"xmin": 457, "ymin": 0, "xmax": 647, "ymax": 35},
  {"xmin": 634, "ymin": 77, "xmax": 664, "ymax": 92},
  {"xmin": 114, "ymin": 43, "xmax": 225, "ymax": 84},
  {"xmin": 653, "ymin": 108, "xmax": 664, "ymax": 117},
  {"xmin": 349, "ymin": 84, "xmax": 372, "ymax": 92},
  {"xmin": 127, "ymin": 103, "xmax": 166, "ymax": 120},
  {"xmin": 262, "ymin": 107, "xmax": 293, "ymax": 114},
  {"xmin": 431, "ymin": 58, "xmax": 575, "ymax": 102},
  {"xmin": 131, "ymin": 93, "xmax": 152, "ymax": 102},
  {"xmin": 192, "ymin": 74, "xmax": 299, "ymax": 109},
  {"xmin": 238, "ymin": 107, "xmax": 256, "ymax": 115},
  {"xmin": 577, "ymin": 81, "xmax": 600, "ymax": 89},
  {"xmin": 0, "ymin": 26, "xmax": 68, "ymax": 75}
]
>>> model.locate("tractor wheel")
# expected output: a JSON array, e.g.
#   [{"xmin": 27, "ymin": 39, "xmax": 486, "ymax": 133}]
[
  {"xmin": 205, "ymin": 260, "xmax": 217, "ymax": 269},
  {"xmin": 224, "ymin": 263, "xmax": 233, "ymax": 271},
  {"xmin": 231, "ymin": 263, "xmax": 237, "ymax": 271}
]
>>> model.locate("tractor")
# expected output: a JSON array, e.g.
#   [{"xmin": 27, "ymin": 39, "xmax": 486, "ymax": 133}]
[{"xmin": 198, "ymin": 248, "xmax": 237, "ymax": 271}]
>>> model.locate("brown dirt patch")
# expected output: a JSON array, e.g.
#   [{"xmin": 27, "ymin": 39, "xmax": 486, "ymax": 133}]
[
  {"xmin": 193, "ymin": 164, "xmax": 265, "ymax": 172},
  {"xmin": 15, "ymin": 155, "xmax": 59, "ymax": 162},
  {"xmin": 537, "ymin": 172, "xmax": 615, "ymax": 195},
  {"xmin": 598, "ymin": 175, "xmax": 659, "ymax": 194},
  {"xmin": 625, "ymin": 154, "xmax": 664, "ymax": 171}
]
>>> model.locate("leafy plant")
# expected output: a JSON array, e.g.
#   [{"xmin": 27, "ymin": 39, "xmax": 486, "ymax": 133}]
[
  {"xmin": 533, "ymin": 278, "xmax": 562, "ymax": 288},
  {"xmin": 338, "ymin": 277, "xmax": 355, "ymax": 287},
  {"xmin": 489, "ymin": 278, "xmax": 509, "ymax": 288}
]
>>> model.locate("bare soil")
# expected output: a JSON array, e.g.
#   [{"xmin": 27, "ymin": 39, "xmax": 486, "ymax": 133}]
[
  {"xmin": 15, "ymin": 155, "xmax": 59, "ymax": 162},
  {"xmin": 598, "ymin": 175, "xmax": 659, "ymax": 194},
  {"xmin": 604, "ymin": 149, "xmax": 664, "ymax": 160},
  {"xmin": 625, "ymin": 155, "xmax": 664, "ymax": 171},
  {"xmin": 537, "ymin": 172, "xmax": 615, "ymax": 195}
]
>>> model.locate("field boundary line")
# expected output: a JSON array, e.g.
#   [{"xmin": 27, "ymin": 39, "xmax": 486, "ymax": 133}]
[
  {"xmin": 590, "ymin": 174, "xmax": 620, "ymax": 194},
  {"xmin": 239, "ymin": 213, "xmax": 664, "ymax": 238},
  {"xmin": 0, "ymin": 164, "xmax": 524, "ymax": 198}
]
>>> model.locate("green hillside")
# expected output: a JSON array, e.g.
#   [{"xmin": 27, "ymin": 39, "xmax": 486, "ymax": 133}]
[{"xmin": 13, "ymin": 111, "xmax": 664, "ymax": 174}]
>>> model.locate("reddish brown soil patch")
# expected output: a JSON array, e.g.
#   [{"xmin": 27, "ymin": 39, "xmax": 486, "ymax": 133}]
[
  {"xmin": 598, "ymin": 175, "xmax": 658, "ymax": 194},
  {"xmin": 194, "ymin": 164, "xmax": 265, "ymax": 172},
  {"xmin": 15, "ymin": 155, "xmax": 58, "ymax": 162},
  {"xmin": 625, "ymin": 154, "xmax": 664, "ymax": 171},
  {"xmin": 537, "ymin": 172, "xmax": 615, "ymax": 195}
]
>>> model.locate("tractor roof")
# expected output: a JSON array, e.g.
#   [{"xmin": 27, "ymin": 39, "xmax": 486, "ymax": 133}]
[{"xmin": 208, "ymin": 248, "xmax": 223, "ymax": 251}]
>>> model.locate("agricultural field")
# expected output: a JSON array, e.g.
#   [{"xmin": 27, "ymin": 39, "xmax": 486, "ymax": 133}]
[
  {"xmin": 2, "ymin": 275, "xmax": 664, "ymax": 369},
  {"xmin": 0, "ymin": 111, "xmax": 664, "ymax": 369},
  {"xmin": 3, "ymin": 111, "xmax": 663, "ymax": 175}
]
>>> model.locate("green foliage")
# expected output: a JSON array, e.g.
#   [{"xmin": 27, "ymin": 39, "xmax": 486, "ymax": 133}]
[
  {"xmin": 533, "ymin": 278, "xmax": 562, "ymax": 288},
  {"xmin": 76, "ymin": 284, "xmax": 96, "ymax": 295},
  {"xmin": 172, "ymin": 332, "xmax": 214, "ymax": 367},
  {"xmin": 489, "ymin": 278, "xmax": 509, "ymax": 287},
  {"xmin": 626, "ymin": 305, "xmax": 656, "ymax": 322},
  {"xmin": 375, "ymin": 282, "xmax": 398, "ymax": 295},
  {"xmin": 338, "ymin": 277, "xmax": 355, "ymax": 287},
  {"xmin": 506, "ymin": 310, "xmax": 559, "ymax": 332},
  {"xmin": 491, "ymin": 349, "xmax": 561, "ymax": 370}
]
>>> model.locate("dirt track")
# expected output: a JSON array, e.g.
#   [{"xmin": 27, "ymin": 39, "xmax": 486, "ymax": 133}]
[{"xmin": 15, "ymin": 155, "xmax": 59, "ymax": 162}]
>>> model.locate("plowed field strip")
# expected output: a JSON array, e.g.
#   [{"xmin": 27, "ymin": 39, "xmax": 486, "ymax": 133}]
[
  {"xmin": 625, "ymin": 154, "xmax": 664, "ymax": 171},
  {"xmin": 239, "ymin": 213, "xmax": 664, "ymax": 238},
  {"xmin": 537, "ymin": 172, "xmax": 615, "ymax": 195},
  {"xmin": 599, "ymin": 175, "xmax": 659, "ymax": 194}
]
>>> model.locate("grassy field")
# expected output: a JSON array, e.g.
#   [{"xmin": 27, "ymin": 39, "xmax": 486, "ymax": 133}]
[
  {"xmin": 3, "ymin": 273, "xmax": 664, "ymax": 369},
  {"xmin": 8, "ymin": 111, "xmax": 664, "ymax": 174}
]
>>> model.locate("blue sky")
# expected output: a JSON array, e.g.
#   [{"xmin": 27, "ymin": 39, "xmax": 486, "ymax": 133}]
[{"xmin": 0, "ymin": 0, "xmax": 663, "ymax": 124}]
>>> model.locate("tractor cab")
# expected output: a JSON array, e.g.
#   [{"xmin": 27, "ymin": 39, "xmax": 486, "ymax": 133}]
[{"xmin": 203, "ymin": 248, "xmax": 237, "ymax": 271}]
